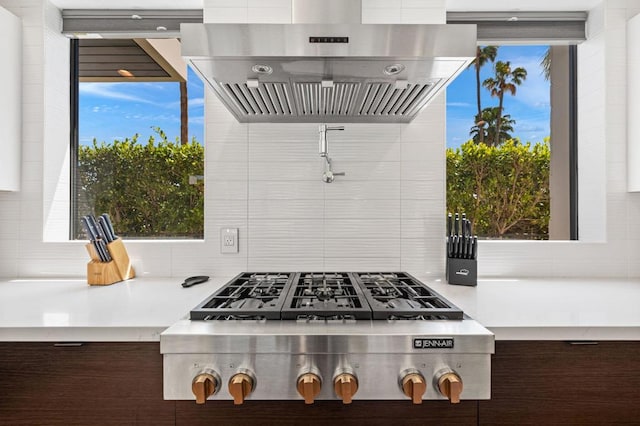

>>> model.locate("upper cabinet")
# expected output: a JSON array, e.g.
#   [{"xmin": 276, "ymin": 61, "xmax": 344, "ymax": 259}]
[
  {"xmin": 0, "ymin": 6, "xmax": 21, "ymax": 191},
  {"xmin": 628, "ymin": 13, "xmax": 640, "ymax": 192}
]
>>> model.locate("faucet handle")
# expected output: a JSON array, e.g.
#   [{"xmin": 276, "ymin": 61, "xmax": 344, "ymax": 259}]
[
  {"xmin": 332, "ymin": 172, "xmax": 346, "ymax": 176},
  {"xmin": 319, "ymin": 124, "xmax": 345, "ymax": 132}
]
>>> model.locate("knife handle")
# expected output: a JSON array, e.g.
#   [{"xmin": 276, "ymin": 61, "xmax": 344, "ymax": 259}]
[
  {"xmin": 101, "ymin": 214, "xmax": 117, "ymax": 241},
  {"xmin": 472, "ymin": 236, "xmax": 478, "ymax": 259},
  {"xmin": 97, "ymin": 216, "xmax": 113, "ymax": 243},
  {"xmin": 81, "ymin": 216, "xmax": 95, "ymax": 241},
  {"xmin": 454, "ymin": 213, "xmax": 460, "ymax": 236}
]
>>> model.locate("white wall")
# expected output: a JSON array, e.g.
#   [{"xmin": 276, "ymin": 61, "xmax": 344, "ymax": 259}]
[{"xmin": 1, "ymin": 0, "xmax": 639, "ymax": 279}]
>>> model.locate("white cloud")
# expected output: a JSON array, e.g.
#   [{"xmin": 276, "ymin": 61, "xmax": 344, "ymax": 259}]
[
  {"xmin": 124, "ymin": 113, "xmax": 180, "ymax": 122},
  {"xmin": 79, "ymin": 83, "xmax": 155, "ymax": 104},
  {"xmin": 189, "ymin": 97, "xmax": 205, "ymax": 107},
  {"xmin": 448, "ymin": 101, "xmax": 473, "ymax": 108}
]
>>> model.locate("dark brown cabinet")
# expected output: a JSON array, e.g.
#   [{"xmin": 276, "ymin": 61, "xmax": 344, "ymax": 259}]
[
  {"xmin": 1, "ymin": 341, "xmax": 639, "ymax": 425},
  {"xmin": 480, "ymin": 341, "xmax": 640, "ymax": 425},
  {"xmin": 0, "ymin": 343, "xmax": 174, "ymax": 426}
]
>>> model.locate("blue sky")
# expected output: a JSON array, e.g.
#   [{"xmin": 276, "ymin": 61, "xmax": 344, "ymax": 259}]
[
  {"xmin": 446, "ymin": 45, "xmax": 550, "ymax": 148},
  {"xmin": 79, "ymin": 67, "xmax": 204, "ymax": 146},
  {"xmin": 79, "ymin": 45, "xmax": 548, "ymax": 149}
]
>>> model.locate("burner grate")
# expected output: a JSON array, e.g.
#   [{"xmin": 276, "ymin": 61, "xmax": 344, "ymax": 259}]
[
  {"xmin": 281, "ymin": 272, "xmax": 372, "ymax": 320},
  {"xmin": 354, "ymin": 272, "xmax": 463, "ymax": 320},
  {"xmin": 190, "ymin": 272, "xmax": 464, "ymax": 321},
  {"xmin": 189, "ymin": 272, "xmax": 295, "ymax": 320}
]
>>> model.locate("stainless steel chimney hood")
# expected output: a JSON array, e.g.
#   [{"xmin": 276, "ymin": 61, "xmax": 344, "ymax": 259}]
[{"xmin": 181, "ymin": 3, "xmax": 476, "ymax": 123}]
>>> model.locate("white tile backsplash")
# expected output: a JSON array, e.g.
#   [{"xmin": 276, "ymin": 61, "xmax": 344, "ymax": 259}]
[
  {"xmin": 248, "ymin": 180, "xmax": 325, "ymax": 199},
  {"xmin": 247, "ymin": 7, "xmax": 291, "ymax": 23},
  {"xmin": 325, "ymin": 199, "xmax": 401, "ymax": 219},
  {"xmin": 363, "ymin": 0, "xmax": 401, "ymax": 8},
  {"xmin": 207, "ymin": 0, "xmax": 248, "ymax": 7},
  {"xmin": 400, "ymin": 8, "xmax": 445, "ymax": 24},
  {"xmin": 361, "ymin": 8, "xmax": 402, "ymax": 24},
  {"xmin": 249, "ymin": 219, "xmax": 322, "ymax": 240},
  {"xmin": 204, "ymin": 7, "xmax": 248, "ymax": 23},
  {"xmin": 248, "ymin": 0, "xmax": 290, "ymax": 8},
  {"xmin": 249, "ymin": 238, "xmax": 324, "ymax": 258},
  {"xmin": 324, "ymin": 219, "xmax": 400, "ymax": 239},
  {"xmin": 324, "ymin": 257, "xmax": 401, "ymax": 271},
  {"xmin": 249, "ymin": 199, "xmax": 325, "ymax": 219},
  {"xmin": 324, "ymin": 180, "xmax": 401, "ymax": 200}
]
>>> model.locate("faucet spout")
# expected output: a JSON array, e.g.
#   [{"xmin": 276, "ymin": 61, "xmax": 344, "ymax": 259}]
[
  {"xmin": 318, "ymin": 124, "xmax": 346, "ymax": 183},
  {"xmin": 319, "ymin": 124, "xmax": 344, "ymax": 157}
]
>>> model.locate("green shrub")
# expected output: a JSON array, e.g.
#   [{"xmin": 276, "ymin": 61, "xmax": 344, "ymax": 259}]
[
  {"xmin": 446, "ymin": 139, "xmax": 550, "ymax": 239},
  {"xmin": 76, "ymin": 132, "xmax": 204, "ymax": 239}
]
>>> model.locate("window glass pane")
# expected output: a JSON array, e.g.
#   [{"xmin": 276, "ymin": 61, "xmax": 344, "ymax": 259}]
[
  {"xmin": 72, "ymin": 40, "xmax": 205, "ymax": 239},
  {"xmin": 446, "ymin": 45, "xmax": 559, "ymax": 240}
]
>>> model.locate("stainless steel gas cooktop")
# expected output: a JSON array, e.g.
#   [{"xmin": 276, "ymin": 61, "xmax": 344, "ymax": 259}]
[
  {"xmin": 189, "ymin": 272, "xmax": 463, "ymax": 321},
  {"xmin": 161, "ymin": 272, "xmax": 494, "ymax": 405}
]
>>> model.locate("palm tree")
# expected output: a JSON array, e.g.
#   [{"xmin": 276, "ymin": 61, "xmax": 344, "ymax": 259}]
[
  {"xmin": 541, "ymin": 47, "xmax": 551, "ymax": 81},
  {"xmin": 482, "ymin": 61, "xmax": 527, "ymax": 146},
  {"xmin": 470, "ymin": 107, "xmax": 515, "ymax": 145},
  {"xmin": 469, "ymin": 46, "xmax": 498, "ymax": 143}
]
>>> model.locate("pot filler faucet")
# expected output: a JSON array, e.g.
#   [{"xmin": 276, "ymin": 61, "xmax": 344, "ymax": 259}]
[{"xmin": 319, "ymin": 124, "xmax": 346, "ymax": 183}]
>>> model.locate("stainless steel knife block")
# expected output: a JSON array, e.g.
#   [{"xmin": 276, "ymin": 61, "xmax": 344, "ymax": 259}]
[{"xmin": 85, "ymin": 239, "xmax": 135, "ymax": 286}]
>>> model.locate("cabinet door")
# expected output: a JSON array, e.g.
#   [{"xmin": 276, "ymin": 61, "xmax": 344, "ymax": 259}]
[
  {"xmin": 0, "ymin": 6, "xmax": 21, "ymax": 191},
  {"xmin": 0, "ymin": 342, "xmax": 174, "ymax": 426},
  {"xmin": 480, "ymin": 341, "xmax": 640, "ymax": 425},
  {"xmin": 176, "ymin": 400, "xmax": 478, "ymax": 426}
]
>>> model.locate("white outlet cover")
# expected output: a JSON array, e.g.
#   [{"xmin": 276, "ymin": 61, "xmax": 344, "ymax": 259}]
[{"xmin": 220, "ymin": 228, "xmax": 239, "ymax": 254}]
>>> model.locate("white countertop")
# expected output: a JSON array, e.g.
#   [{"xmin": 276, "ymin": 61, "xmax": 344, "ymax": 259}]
[
  {"xmin": 423, "ymin": 277, "xmax": 640, "ymax": 341},
  {"xmin": 0, "ymin": 276, "xmax": 229, "ymax": 342},
  {"xmin": 0, "ymin": 275, "xmax": 639, "ymax": 342}
]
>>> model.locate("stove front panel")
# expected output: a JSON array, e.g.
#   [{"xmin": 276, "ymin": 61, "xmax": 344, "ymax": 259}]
[
  {"xmin": 161, "ymin": 319, "xmax": 494, "ymax": 403},
  {"xmin": 163, "ymin": 351, "xmax": 491, "ymax": 401}
]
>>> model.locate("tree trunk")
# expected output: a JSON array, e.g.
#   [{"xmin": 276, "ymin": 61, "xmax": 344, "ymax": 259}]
[
  {"xmin": 475, "ymin": 62, "xmax": 484, "ymax": 144},
  {"xmin": 180, "ymin": 81, "xmax": 188, "ymax": 145},
  {"xmin": 495, "ymin": 93, "xmax": 504, "ymax": 146}
]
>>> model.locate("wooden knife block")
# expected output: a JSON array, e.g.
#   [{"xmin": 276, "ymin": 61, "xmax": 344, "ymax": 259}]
[{"xmin": 85, "ymin": 239, "xmax": 135, "ymax": 286}]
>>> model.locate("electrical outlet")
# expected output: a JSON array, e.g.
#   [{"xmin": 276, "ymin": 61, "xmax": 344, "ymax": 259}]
[{"xmin": 221, "ymin": 228, "xmax": 238, "ymax": 253}]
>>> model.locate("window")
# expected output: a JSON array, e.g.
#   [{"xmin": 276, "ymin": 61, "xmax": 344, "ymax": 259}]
[
  {"xmin": 69, "ymin": 38, "xmax": 205, "ymax": 240},
  {"xmin": 445, "ymin": 13, "xmax": 583, "ymax": 240}
]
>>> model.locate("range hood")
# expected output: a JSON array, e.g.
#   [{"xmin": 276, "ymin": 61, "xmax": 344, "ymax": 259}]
[{"xmin": 180, "ymin": 2, "xmax": 476, "ymax": 123}]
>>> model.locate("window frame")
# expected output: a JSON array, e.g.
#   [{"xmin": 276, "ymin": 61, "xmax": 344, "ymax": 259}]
[
  {"xmin": 68, "ymin": 38, "xmax": 205, "ymax": 241},
  {"xmin": 446, "ymin": 12, "xmax": 584, "ymax": 241}
]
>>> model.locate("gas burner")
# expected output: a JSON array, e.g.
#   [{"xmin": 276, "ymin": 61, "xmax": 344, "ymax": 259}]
[
  {"xmin": 227, "ymin": 298, "xmax": 265, "ymax": 310},
  {"xmin": 190, "ymin": 272, "xmax": 295, "ymax": 320},
  {"xmin": 295, "ymin": 315, "xmax": 357, "ymax": 322},
  {"xmin": 281, "ymin": 272, "xmax": 371, "ymax": 320},
  {"xmin": 386, "ymin": 298, "xmax": 422, "ymax": 310},
  {"xmin": 354, "ymin": 272, "xmax": 463, "ymax": 320}
]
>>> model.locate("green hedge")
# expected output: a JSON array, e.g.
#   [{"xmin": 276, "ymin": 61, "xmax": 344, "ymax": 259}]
[
  {"xmin": 446, "ymin": 140, "xmax": 550, "ymax": 239},
  {"xmin": 76, "ymin": 133, "xmax": 204, "ymax": 239},
  {"xmin": 76, "ymin": 134, "xmax": 548, "ymax": 240}
]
